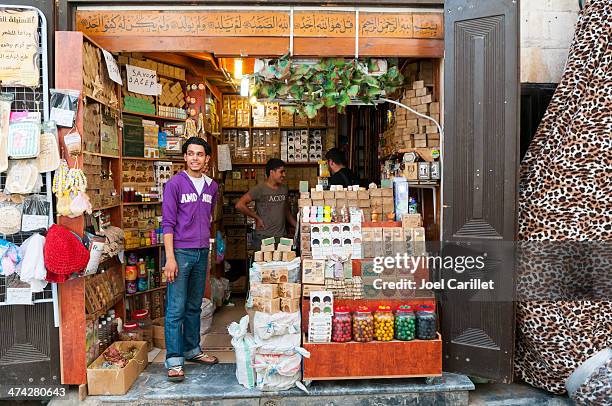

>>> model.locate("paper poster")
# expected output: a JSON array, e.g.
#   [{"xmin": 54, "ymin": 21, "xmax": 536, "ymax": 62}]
[
  {"xmin": 126, "ymin": 64, "xmax": 162, "ymax": 96},
  {"xmin": 6, "ymin": 287, "xmax": 33, "ymax": 305},
  {"xmin": 102, "ymin": 49, "xmax": 123, "ymax": 85},
  {"xmin": 217, "ymin": 144, "xmax": 232, "ymax": 172},
  {"xmin": 49, "ymin": 107, "xmax": 75, "ymax": 128},
  {"xmin": 21, "ymin": 214, "xmax": 48, "ymax": 232},
  {"xmin": 0, "ymin": 9, "xmax": 39, "ymax": 87}
]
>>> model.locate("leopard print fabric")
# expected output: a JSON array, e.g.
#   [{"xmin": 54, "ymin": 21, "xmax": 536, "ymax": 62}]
[{"xmin": 515, "ymin": 0, "xmax": 612, "ymax": 395}]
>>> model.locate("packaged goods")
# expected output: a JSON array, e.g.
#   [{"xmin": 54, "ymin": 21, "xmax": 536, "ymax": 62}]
[
  {"xmin": 352, "ymin": 306, "xmax": 374, "ymax": 342},
  {"xmin": 279, "ymin": 283, "xmax": 301, "ymax": 299},
  {"xmin": 252, "ymin": 297, "xmax": 281, "ymax": 313},
  {"xmin": 253, "ymin": 311, "xmax": 301, "ymax": 340},
  {"xmin": 228, "ymin": 315, "xmax": 257, "ymax": 389},
  {"xmin": 250, "ymin": 283, "xmax": 279, "ymax": 299}
]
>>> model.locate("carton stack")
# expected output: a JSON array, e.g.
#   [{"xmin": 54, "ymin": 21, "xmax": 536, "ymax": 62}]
[
  {"xmin": 253, "ymin": 238, "xmax": 297, "ymax": 263},
  {"xmin": 402, "ymin": 213, "xmax": 427, "ymax": 256},
  {"xmin": 142, "ymin": 120, "xmax": 159, "ymax": 158},
  {"xmin": 383, "ymin": 78, "xmax": 440, "ymax": 156}
]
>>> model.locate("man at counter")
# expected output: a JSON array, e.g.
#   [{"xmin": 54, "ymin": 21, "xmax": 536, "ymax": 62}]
[{"xmin": 235, "ymin": 158, "xmax": 297, "ymax": 250}]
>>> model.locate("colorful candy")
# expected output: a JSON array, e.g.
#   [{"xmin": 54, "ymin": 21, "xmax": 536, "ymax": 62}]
[
  {"xmin": 332, "ymin": 306, "xmax": 352, "ymax": 342},
  {"xmin": 374, "ymin": 305, "xmax": 395, "ymax": 341},
  {"xmin": 353, "ymin": 306, "xmax": 374, "ymax": 342},
  {"xmin": 395, "ymin": 305, "xmax": 416, "ymax": 341},
  {"xmin": 416, "ymin": 304, "xmax": 437, "ymax": 340}
]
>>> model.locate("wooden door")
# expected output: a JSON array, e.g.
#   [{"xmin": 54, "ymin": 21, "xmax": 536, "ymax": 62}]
[{"xmin": 440, "ymin": 0, "xmax": 520, "ymax": 383}]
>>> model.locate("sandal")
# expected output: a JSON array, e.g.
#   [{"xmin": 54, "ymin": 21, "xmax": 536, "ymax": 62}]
[
  {"xmin": 167, "ymin": 365, "xmax": 185, "ymax": 382},
  {"xmin": 188, "ymin": 352, "xmax": 218, "ymax": 365}
]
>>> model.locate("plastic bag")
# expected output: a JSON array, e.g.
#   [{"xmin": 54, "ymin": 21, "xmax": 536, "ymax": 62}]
[
  {"xmin": 0, "ymin": 94, "xmax": 13, "ymax": 172},
  {"xmin": 252, "ymin": 347, "xmax": 310, "ymax": 392},
  {"xmin": 200, "ymin": 298, "xmax": 215, "ymax": 335},
  {"xmin": 566, "ymin": 348, "xmax": 612, "ymax": 405},
  {"xmin": 36, "ymin": 122, "xmax": 61, "ymax": 172},
  {"xmin": 253, "ymin": 311, "xmax": 301, "ymax": 341},
  {"xmin": 228, "ymin": 315, "xmax": 257, "ymax": 389},
  {"xmin": 5, "ymin": 159, "xmax": 39, "ymax": 194},
  {"xmin": 49, "ymin": 89, "xmax": 80, "ymax": 128},
  {"xmin": 21, "ymin": 195, "xmax": 50, "ymax": 232},
  {"xmin": 7, "ymin": 119, "xmax": 40, "ymax": 159},
  {"xmin": 0, "ymin": 198, "xmax": 23, "ymax": 236},
  {"xmin": 215, "ymin": 230, "xmax": 225, "ymax": 264}
]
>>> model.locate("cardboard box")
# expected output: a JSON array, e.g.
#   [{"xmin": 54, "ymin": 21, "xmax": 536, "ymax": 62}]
[
  {"xmin": 324, "ymin": 199, "xmax": 336, "ymax": 207},
  {"xmin": 281, "ymin": 298, "xmax": 301, "ymax": 313},
  {"xmin": 311, "ymin": 191, "xmax": 324, "ymax": 200},
  {"xmin": 87, "ymin": 341, "xmax": 148, "ymax": 395},
  {"xmin": 357, "ymin": 190, "xmax": 370, "ymax": 199},
  {"xmin": 261, "ymin": 243, "xmax": 276, "ymax": 252},
  {"xmin": 282, "ymin": 251, "xmax": 297, "ymax": 262},
  {"xmin": 323, "ymin": 190, "xmax": 335, "ymax": 200},
  {"xmin": 262, "ymin": 268, "xmax": 289, "ymax": 284},
  {"xmin": 348, "ymin": 199, "xmax": 359, "ymax": 207},
  {"xmin": 302, "ymin": 259, "xmax": 326, "ymax": 284},
  {"xmin": 277, "ymin": 243, "xmax": 292, "ymax": 252},
  {"xmin": 346, "ymin": 191, "xmax": 359, "ymax": 200},
  {"xmin": 402, "ymin": 214, "xmax": 423, "ymax": 228},
  {"xmin": 359, "ymin": 199, "xmax": 371, "ymax": 208},
  {"xmin": 334, "ymin": 190, "xmax": 346, "ymax": 199},
  {"xmin": 250, "ymin": 283, "xmax": 279, "ymax": 298},
  {"xmin": 303, "ymin": 284, "xmax": 324, "ymax": 297},
  {"xmin": 153, "ymin": 318, "xmax": 165, "ymax": 349},
  {"xmin": 279, "ymin": 283, "xmax": 302, "ymax": 298},
  {"xmin": 298, "ymin": 198, "xmax": 312, "ymax": 208},
  {"xmin": 381, "ymin": 188, "xmax": 394, "ymax": 197},
  {"xmin": 370, "ymin": 188, "xmax": 383, "ymax": 197},
  {"xmin": 253, "ymin": 297, "xmax": 281, "ymax": 313},
  {"xmin": 312, "ymin": 199, "xmax": 325, "ymax": 207}
]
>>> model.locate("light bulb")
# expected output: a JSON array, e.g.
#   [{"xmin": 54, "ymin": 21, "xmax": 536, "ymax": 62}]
[{"xmin": 234, "ymin": 58, "xmax": 243, "ymax": 79}]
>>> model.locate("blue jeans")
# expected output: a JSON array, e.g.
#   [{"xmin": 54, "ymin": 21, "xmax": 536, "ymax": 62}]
[{"xmin": 165, "ymin": 248, "xmax": 209, "ymax": 369}]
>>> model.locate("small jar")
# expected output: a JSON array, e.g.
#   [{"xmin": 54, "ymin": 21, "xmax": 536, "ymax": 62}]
[
  {"xmin": 120, "ymin": 322, "xmax": 143, "ymax": 341},
  {"xmin": 374, "ymin": 305, "xmax": 395, "ymax": 341},
  {"xmin": 352, "ymin": 306, "xmax": 374, "ymax": 342},
  {"xmin": 395, "ymin": 305, "xmax": 416, "ymax": 341},
  {"xmin": 331, "ymin": 306, "xmax": 352, "ymax": 343},
  {"xmin": 133, "ymin": 309, "xmax": 153, "ymax": 349},
  {"xmin": 416, "ymin": 304, "xmax": 437, "ymax": 340},
  {"xmin": 137, "ymin": 277, "xmax": 148, "ymax": 292}
]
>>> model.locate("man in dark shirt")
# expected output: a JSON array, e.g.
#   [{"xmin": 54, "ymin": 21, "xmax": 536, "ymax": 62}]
[{"xmin": 325, "ymin": 148, "xmax": 357, "ymax": 188}]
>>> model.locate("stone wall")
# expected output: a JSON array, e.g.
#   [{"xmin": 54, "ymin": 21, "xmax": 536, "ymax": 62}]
[{"xmin": 521, "ymin": 0, "xmax": 580, "ymax": 83}]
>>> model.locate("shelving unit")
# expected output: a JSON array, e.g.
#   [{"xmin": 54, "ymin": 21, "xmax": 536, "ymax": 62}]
[{"xmin": 56, "ymin": 32, "xmax": 225, "ymax": 385}]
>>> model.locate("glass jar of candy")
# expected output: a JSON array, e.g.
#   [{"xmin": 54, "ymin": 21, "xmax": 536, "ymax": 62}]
[
  {"xmin": 352, "ymin": 306, "xmax": 374, "ymax": 342},
  {"xmin": 119, "ymin": 322, "xmax": 143, "ymax": 341},
  {"xmin": 395, "ymin": 305, "xmax": 416, "ymax": 341},
  {"xmin": 416, "ymin": 304, "xmax": 437, "ymax": 340},
  {"xmin": 332, "ymin": 306, "xmax": 352, "ymax": 342},
  {"xmin": 374, "ymin": 305, "xmax": 395, "ymax": 341},
  {"xmin": 132, "ymin": 309, "xmax": 153, "ymax": 349}
]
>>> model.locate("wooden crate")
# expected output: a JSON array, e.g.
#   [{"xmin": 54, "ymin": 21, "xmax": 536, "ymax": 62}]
[{"xmin": 303, "ymin": 333, "xmax": 442, "ymax": 380}]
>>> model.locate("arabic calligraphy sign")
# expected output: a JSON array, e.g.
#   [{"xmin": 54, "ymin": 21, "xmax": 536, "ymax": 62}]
[
  {"xmin": 294, "ymin": 12, "xmax": 355, "ymax": 37},
  {"xmin": 76, "ymin": 10, "xmax": 290, "ymax": 37},
  {"xmin": 76, "ymin": 10, "xmax": 443, "ymax": 40},
  {"xmin": 360, "ymin": 13, "xmax": 443, "ymax": 39},
  {"xmin": 0, "ymin": 9, "xmax": 39, "ymax": 87}
]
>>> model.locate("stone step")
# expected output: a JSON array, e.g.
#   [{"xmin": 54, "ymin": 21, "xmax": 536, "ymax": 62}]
[{"xmin": 88, "ymin": 363, "xmax": 474, "ymax": 406}]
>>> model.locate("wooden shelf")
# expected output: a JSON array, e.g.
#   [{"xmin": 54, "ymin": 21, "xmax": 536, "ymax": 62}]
[
  {"xmin": 92, "ymin": 203, "xmax": 122, "ymax": 211},
  {"xmin": 84, "ymin": 94, "xmax": 120, "ymax": 112},
  {"xmin": 123, "ymin": 201, "xmax": 162, "ymax": 206},
  {"xmin": 125, "ymin": 285, "xmax": 166, "ymax": 298},
  {"xmin": 231, "ymin": 162, "xmax": 318, "ymax": 167},
  {"xmin": 122, "ymin": 156, "xmax": 184, "ymax": 162},
  {"xmin": 83, "ymin": 151, "xmax": 120, "ymax": 159},
  {"xmin": 123, "ymin": 111, "xmax": 187, "ymax": 122},
  {"xmin": 125, "ymin": 244, "xmax": 164, "ymax": 252},
  {"xmin": 86, "ymin": 293, "xmax": 124, "ymax": 321}
]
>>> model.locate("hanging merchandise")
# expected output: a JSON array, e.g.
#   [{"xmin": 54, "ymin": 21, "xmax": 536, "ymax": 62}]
[
  {"xmin": 7, "ymin": 118, "xmax": 40, "ymax": 159},
  {"xmin": 63, "ymin": 127, "xmax": 83, "ymax": 156},
  {"xmin": 16, "ymin": 233, "xmax": 47, "ymax": 293},
  {"xmin": 36, "ymin": 122, "xmax": 61, "ymax": 172},
  {"xmin": 185, "ymin": 118, "xmax": 197, "ymax": 138},
  {"xmin": 0, "ymin": 238, "xmax": 21, "ymax": 276},
  {"xmin": 20, "ymin": 194, "xmax": 50, "ymax": 232},
  {"xmin": 0, "ymin": 94, "xmax": 13, "ymax": 172},
  {"xmin": 4, "ymin": 160, "xmax": 40, "ymax": 194},
  {"xmin": 43, "ymin": 224, "xmax": 90, "ymax": 283},
  {"xmin": 49, "ymin": 89, "xmax": 80, "ymax": 128},
  {"xmin": 52, "ymin": 159, "xmax": 92, "ymax": 218},
  {"xmin": 0, "ymin": 194, "xmax": 24, "ymax": 236},
  {"xmin": 97, "ymin": 226, "xmax": 125, "ymax": 263}
]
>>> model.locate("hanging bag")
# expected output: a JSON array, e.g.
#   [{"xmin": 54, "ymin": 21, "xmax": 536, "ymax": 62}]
[
  {"xmin": 7, "ymin": 119, "xmax": 40, "ymax": 159},
  {"xmin": 0, "ymin": 94, "xmax": 13, "ymax": 172}
]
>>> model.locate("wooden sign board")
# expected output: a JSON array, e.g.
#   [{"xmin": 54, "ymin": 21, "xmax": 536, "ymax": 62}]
[
  {"xmin": 76, "ymin": 10, "xmax": 291, "ymax": 37},
  {"xmin": 76, "ymin": 9, "xmax": 443, "ymax": 40},
  {"xmin": 0, "ymin": 9, "xmax": 39, "ymax": 87}
]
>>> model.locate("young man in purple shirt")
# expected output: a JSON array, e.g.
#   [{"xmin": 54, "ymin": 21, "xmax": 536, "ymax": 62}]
[{"xmin": 162, "ymin": 137, "xmax": 219, "ymax": 382}]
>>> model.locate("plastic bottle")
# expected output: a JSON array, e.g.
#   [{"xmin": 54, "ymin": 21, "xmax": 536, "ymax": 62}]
[
  {"xmin": 100, "ymin": 320, "xmax": 108, "ymax": 350},
  {"xmin": 106, "ymin": 316, "xmax": 114, "ymax": 343},
  {"xmin": 97, "ymin": 323, "xmax": 103, "ymax": 354},
  {"xmin": 138, "ymin": 258, "xmax": 147, "ymax": 278},
  {"xmin": 409, "ymin": 197, "xmax": 418, "ymax": 214}
]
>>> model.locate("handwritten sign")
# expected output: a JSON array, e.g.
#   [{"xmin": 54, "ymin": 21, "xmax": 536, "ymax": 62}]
[
  {"xmin": 126, "ymin": 64, "xmax": 162, "ymax": 96},
  {"xmin": 294, "ymin": 12, "xmax": 355, "ymax": 37},
  {"xmin": 102, "ymin": 49, "xmax": 122, "ymax": 85},
  {"xmin": 0, "ymin": 9, "xmax": 39, "ymax": 87},
  {"xmin": 76, "ymin": 10, "xmax": 290, "ymax": 37},
  {"xmin": 6, "ymin": 287, "xmax": 33, "ymax": 305},
  {"xmin": 361, "ymin": 13, "xmax": 443, "ymax": 39}
]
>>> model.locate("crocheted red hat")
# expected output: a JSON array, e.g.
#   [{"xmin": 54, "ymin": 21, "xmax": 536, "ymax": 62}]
[{"xmin": 44, "ymin": 224, "xmax": 90, "ymax": 282}]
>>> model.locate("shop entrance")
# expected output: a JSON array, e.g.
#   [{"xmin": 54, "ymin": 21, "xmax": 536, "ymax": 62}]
[{"xmin": 54, "ymin": 0, "xmax": 519, "ymax": 389}]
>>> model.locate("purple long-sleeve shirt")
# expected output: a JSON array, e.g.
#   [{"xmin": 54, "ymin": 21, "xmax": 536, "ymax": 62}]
[{"xmin": 161, "ymin": 171, "xmax": 218, "ymax": 249}]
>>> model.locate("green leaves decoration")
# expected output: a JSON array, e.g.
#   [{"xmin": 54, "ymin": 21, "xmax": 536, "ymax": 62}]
[{"xmin": 252, "ymin": 56, "xmax": 404, "ymax": 118}]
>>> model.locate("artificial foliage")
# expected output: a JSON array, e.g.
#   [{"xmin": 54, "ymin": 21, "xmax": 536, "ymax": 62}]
[{"xmin": 252, "ymin": 56, "xmax": 404, "ymax": 118}]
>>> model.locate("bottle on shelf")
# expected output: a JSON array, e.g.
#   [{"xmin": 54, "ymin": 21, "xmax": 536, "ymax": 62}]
[{"xmin": 97, "ymin": 322, "xmax": 104, "ymax": 355}]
